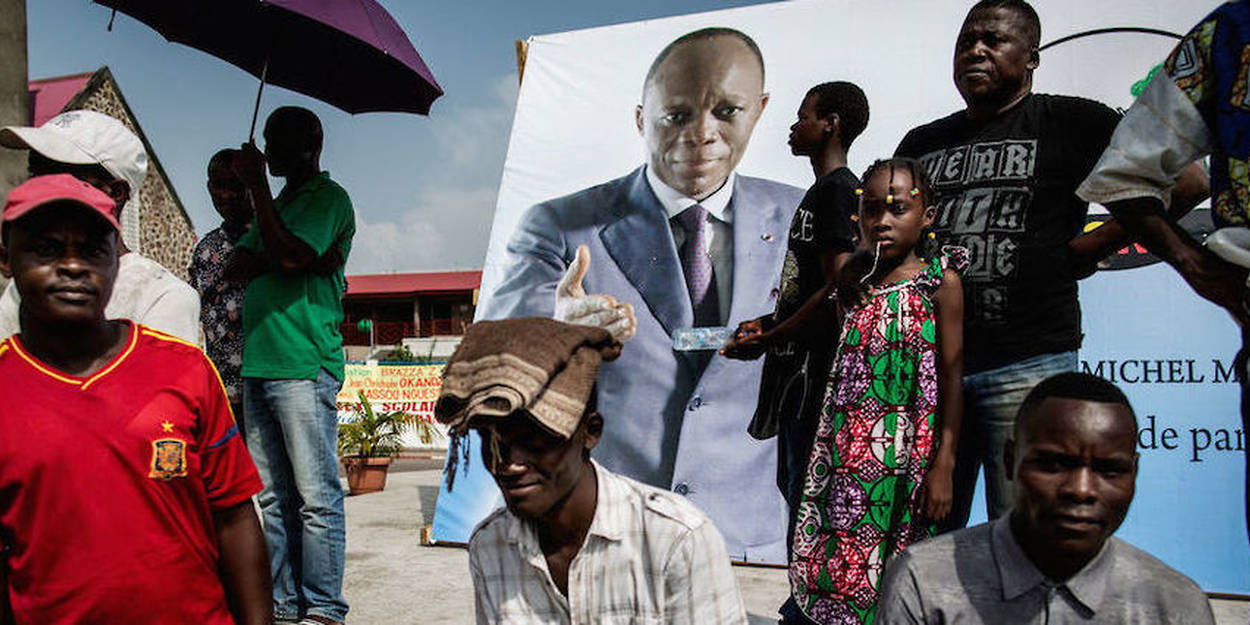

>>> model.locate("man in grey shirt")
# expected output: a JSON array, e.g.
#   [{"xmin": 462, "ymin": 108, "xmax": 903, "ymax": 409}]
[{"xmin": 878, "ymin": 372, "xmax": 1213, "ymax": 624}]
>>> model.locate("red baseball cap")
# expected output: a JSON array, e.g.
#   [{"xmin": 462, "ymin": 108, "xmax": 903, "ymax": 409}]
[{"xmin": 3, "ymin": 174, "xmax": 119, "ymax": 231}]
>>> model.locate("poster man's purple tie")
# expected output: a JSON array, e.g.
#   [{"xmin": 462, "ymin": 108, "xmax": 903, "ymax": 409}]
[{"xmin": 676, "ymin": 204, "xmax": 719, "ymax": 327}]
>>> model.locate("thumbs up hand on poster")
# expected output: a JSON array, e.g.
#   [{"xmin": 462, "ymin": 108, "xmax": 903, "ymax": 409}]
[{"xmin": 555, "ymin": 245, "xmax": 637, "ymax": 343}]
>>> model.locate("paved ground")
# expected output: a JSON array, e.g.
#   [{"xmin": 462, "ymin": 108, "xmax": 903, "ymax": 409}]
[{"xmin": 340, "ymin": 464, "xmax": 1250, "ymax": 624}]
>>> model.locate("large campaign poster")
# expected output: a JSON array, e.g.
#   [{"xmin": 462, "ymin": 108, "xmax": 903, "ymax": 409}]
[{"xmin": 432, "ymin": 0, "xmax": 1244, "ymax": 589}]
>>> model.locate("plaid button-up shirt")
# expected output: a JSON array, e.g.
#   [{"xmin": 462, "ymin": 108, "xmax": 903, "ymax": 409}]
[{"xmin": 468, "ymin": 460, "xmax": 747, "ymax": 624}]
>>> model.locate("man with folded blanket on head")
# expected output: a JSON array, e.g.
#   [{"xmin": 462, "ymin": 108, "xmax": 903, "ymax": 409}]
[{"xmin": 435, "ymin": 318, "xmax": 748, "ymax": 625}]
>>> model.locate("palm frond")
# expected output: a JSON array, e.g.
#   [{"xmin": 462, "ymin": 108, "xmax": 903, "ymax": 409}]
[{"xmin": 338, "ymin": 391, "xmax": 423, "ymax": 458}]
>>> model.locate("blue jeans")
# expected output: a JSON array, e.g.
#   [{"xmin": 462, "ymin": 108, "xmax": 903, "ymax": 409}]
[
  {"xmin": 940, "ymin": 351, "xmax": 1078, "ymax": 533},
  {"xmin": 245, "ymin": 369, "xmax": 348, "ymax": 622}
]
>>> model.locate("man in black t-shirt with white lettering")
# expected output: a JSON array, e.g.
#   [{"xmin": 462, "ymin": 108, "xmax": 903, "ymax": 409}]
[{"xmin": 895, "ymin": 0, "xmax": 1134, "ymax": 531}]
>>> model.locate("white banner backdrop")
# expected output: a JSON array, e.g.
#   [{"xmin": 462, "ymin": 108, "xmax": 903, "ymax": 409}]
[{"xmin": 434, "ymin": 0, "xmax": 1244, "ymax": 590}]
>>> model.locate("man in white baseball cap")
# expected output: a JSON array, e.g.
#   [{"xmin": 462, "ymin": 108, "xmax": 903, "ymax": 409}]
[{"xmin": 0, "ymin": 110, "xmax": 200, "ymax": 342}]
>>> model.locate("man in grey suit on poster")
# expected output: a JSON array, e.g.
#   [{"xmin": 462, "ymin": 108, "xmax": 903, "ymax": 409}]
[{"xmin": 478, "ymin": 27, "xmax": 804, "ymax": 563}]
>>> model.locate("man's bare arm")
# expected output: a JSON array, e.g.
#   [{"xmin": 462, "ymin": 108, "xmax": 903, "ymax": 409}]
[
  {"xmin": 233, "ymin": 144, "xmax": 321, "ymax": 275},
  {"xmin": 223, "ymin": 248, "xmax": 267, "ymax": 283},
  {"xmin": 214, "ymin": 501, "xmax": 271, "ymax": 625},
  {"xmin": 1068, "ymin": 163, "xmax": 1210, "ymax": 277},
  {"xmin": 1108, "ymin": 195, "xmax": 1247, "ymax": 322},
  {"xmin": 722, "ymin": 249, "xmax": 848, "ymax": 359}
]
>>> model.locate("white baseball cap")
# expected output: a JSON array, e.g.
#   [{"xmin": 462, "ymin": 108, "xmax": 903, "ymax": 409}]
[{"xmin": 0, "ymin": 110, "xmax": 148, "ymax": 197}]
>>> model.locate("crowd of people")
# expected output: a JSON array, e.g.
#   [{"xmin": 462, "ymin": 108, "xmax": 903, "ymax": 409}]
[
  {"xmin": 460, "ymin": 0, "xmax": 1244, "ymax": 623},
  {"xmin": 0, "ymin": 0, "xmax": 1245, "ymax": 623}
]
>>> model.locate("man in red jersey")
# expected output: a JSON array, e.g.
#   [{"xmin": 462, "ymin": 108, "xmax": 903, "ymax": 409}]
[{"xmin": 0, "ymin": 175, "xmax": 270, "ymax": 625}]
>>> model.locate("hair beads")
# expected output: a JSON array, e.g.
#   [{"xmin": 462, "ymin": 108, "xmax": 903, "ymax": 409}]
[{"xmin": 860, "ymin": 157, "xmax": 933, "ymax": 206}]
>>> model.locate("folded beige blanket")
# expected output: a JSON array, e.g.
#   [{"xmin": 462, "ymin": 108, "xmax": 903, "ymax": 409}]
[{"xmin": 435, "ymin": 318, "xmax": 621, "ymax": 439}]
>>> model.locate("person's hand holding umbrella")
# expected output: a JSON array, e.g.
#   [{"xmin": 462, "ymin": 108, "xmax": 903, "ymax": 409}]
[
  {"xmin": 223, "ymin": 141, "xmax": 278, "ymax": 282},
  {"xmin": 230, "ymin": 138, "xmax": 346, "ymax": 279},
  {"xmin": 231, "ymin": 141, "xmax": 269, "ymax": 196},
  {"xmin": 230, "ymin": 140, "xmax": 274, "ymax": 262},
  {"xmin": 232, "ymin": 141, "xmax": 272, "ymax": 212},
  {"xmin": 232, "ymin": 133, "xmax": 325, "ymax": 279}
]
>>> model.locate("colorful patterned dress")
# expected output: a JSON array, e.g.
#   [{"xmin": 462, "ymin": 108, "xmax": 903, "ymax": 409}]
[{"xmin": 790, "ymin": 247, "xmax": 968, "ymax": 625}]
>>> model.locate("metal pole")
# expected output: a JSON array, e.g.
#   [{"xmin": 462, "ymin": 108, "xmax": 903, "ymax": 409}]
[
  {"xmin": 248, "ymin": 56, "xmax": 269, "ymax": 142},
  {"xmin": 0, "ymin": 0, "xmax": 27, "ymax": 296},
  {"xmin": 0, "ymin": 0, "xmax": 26, "ymax": 196}
]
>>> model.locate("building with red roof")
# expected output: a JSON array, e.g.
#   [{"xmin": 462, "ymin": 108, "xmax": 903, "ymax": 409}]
[
  {"xmin": 341, "ymin": 270, "xmax": 482, "ymax": 347},
  {"xmin": 29, "ymin": 67, "xmax": 195, "ymax": 280},
  {"xmin": 29, "ymin": 73, "xmax": 93, "ymax": 126}
]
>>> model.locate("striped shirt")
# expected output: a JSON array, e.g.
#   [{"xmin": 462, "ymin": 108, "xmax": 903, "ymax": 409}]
[{"xmin": 468, "ymin": 460, "xmax": 747, "ymax": 624}]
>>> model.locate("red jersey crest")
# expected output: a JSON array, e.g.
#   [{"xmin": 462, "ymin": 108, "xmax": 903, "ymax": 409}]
[{"xmin": 149, "ymin": 438, "xmax": 188, "ymax": 480}]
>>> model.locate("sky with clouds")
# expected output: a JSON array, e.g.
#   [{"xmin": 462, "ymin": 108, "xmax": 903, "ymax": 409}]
[{"xmin": 27, "ymin": 0, "xmax": 783, "ymax": 275}]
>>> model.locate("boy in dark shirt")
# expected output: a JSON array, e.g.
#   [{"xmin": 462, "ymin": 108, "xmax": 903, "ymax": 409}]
[
  {"xmin": 721, "ymin": 81, "xmax": 868, "ymax": 625},
  {"xmin": 0, "ymin": 175, "xmax": 269, "ymax": 625}
]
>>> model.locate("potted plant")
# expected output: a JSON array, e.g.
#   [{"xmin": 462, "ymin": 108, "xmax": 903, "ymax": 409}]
[{"xmin": 338, "ymin": 391, "xmax": 412, "ymax": 495}]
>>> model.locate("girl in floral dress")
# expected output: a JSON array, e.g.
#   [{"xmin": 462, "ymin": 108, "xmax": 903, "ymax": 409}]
[{"xmin": 790, "ymin": 158, "xmax": 966, "ymax": 624}]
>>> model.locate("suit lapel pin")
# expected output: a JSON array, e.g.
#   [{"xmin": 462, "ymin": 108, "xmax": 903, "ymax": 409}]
[{"xmin": 761, "ymin": 233, "xmax": 774, "ymax": 242}]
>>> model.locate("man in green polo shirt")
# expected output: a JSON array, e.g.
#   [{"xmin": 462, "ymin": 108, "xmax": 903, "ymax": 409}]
[{"xmin": 229, "ymin": 106, "xmax": 354, "ymax": 625}]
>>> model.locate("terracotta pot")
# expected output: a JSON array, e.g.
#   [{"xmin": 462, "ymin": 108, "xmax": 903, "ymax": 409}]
[{"xmin": 342, "ymin": 456, "xmax": 393, "ymax": 495}]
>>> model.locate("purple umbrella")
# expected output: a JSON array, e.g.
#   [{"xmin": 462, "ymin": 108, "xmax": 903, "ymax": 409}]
[{"xmin": 96, "ymin": 0, "xmax": 444, "ymax": 136}]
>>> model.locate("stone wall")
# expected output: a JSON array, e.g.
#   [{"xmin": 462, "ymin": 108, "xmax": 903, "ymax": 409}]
[{"xmin": 73, "ymin": 73, "xmax": 196, "ymax": 281}]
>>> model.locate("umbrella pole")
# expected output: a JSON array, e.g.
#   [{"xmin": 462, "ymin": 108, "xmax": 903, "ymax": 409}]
[{"xmin": 248, "ymin": 57, "xmax": 270, "ymax": 143}]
